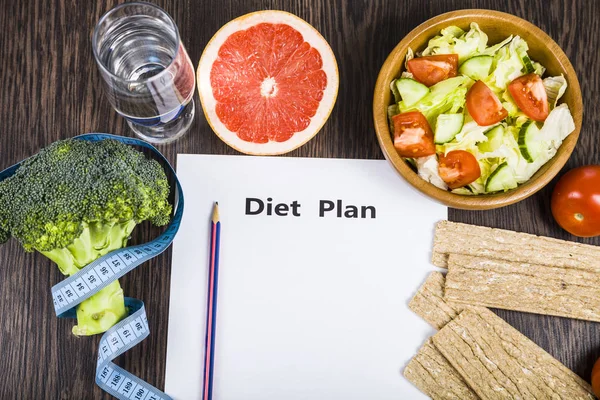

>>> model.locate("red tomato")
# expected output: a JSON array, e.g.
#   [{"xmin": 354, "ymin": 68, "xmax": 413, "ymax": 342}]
[
  {"xmin": 508, "ymin": 73, "xmax": 549, "ymax": 121},
  {"xmin": 593, "ymin": 358, "xmax": 600, "ymax": 398},
  {"xmin": 551, "ymin": 166, "xmax": 600, "ymax": 237},
  {"xmin": 466, "ymin": 80, "xmax": 508, "ymax": 126},
  {"xmin": 438, "ymin": 150, "xmax": 481, "ymax": 189},
  {"xmin": 392, "ymin": 111, "xmax": 435, "ymax": 158},
  {"xmin": 407, "ymin": 54, "xmax": 459, "ymax": 87}
]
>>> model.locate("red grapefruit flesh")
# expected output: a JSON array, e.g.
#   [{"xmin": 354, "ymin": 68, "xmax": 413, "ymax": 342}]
[{"xmin": 198, "ymin": 11, "xmax": 339, "ymax": 155}]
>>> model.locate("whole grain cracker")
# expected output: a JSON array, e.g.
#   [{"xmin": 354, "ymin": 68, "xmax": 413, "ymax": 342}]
[
  {"xmin": 432, "ymin": 220, "xmax": 600, "ymax": 271},
  {"xmin": 432, "ymin": 308, "xmax": 595, "ymax": 400},
  {"xmin": 405, "ymin": 272, "xmax": 481, "ymax": 398},
  {"xmin": 409, "ymin": 271, "xmax": 467, "ymax": 330},
  {"xmin": 404, "ymin": 338, "xmax": 480, "ymax": 400},
  {"xmin": 445, "ymin": 254, "xmax": 600, "ymax": 322}
]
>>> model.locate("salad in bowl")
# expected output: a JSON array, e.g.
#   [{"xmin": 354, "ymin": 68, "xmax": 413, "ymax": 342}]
[{"xmin": 388, "ymin": 23, "xmax": 575, "ymax": 195}]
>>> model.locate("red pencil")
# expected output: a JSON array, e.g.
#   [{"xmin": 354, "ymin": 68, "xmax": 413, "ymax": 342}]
[{"xmin": 203, "ymin": 202, "xmax": 221, "ymax": 400}]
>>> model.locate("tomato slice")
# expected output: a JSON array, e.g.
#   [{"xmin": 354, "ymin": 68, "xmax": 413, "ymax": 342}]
[
  {"xmin": 438, "ymin": 150, "xmax": 481, "ymax": 189},
  {"xmin": 466, "ymin": 80, "xmax": 508, "ymax": 126},
  {"xmin": 508, "ymin": 73, "xmax": 549, "ymax": 121},
  {"xmin": 392, "ymin": 111, "xmax": 435, "ymax": 158},
  {"xmin": 407, "ymin": 54, "xmax": 459, "ymax": 87}
]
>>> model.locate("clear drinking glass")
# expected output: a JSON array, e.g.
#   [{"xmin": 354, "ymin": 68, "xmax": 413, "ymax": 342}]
[{"xmin": 92, "ymin": 2, "xmax": 195, "ymax": 144}]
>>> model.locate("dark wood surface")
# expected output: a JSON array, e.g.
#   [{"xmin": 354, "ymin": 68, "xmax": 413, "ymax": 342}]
[{"xmin": 0, "ymin": 0, "xmax": 598, "ymax": 398}]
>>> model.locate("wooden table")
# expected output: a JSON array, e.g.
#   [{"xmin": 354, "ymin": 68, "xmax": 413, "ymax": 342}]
[{"xmin": 0, "ymin": 0, "xmax": 598, "ymax": 398}]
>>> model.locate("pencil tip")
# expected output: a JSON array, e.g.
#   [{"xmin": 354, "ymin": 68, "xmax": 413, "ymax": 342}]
[{"xmin": 212, "ymin": 201, "xmax": 220, "ymax": 222}]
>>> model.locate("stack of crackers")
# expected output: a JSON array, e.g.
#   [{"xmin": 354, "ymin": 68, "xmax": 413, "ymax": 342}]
[{"xmin": 404, "ymin": 221, "xmax": 597, "ymax": 399}]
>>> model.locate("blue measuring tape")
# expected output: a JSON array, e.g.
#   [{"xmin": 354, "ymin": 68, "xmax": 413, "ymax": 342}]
[{"xmin": 0, "ymin": 133, "xmax": 182, "ymax": 400}]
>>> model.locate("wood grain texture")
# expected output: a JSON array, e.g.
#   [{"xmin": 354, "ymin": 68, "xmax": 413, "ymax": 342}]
[{"xmin": 0, "ymin": 0, "xmax": 598, "ymax": 398}]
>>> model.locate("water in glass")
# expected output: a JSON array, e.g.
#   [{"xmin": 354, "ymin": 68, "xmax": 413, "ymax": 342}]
[{"xmin": 93, "ymin": 3, "xmax": 195, "ymax": 144}]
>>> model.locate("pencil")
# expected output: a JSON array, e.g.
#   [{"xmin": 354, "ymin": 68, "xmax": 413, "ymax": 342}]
[{"xmin": 203, "ymin": 202, "xmax": 221, "ymax": 400}]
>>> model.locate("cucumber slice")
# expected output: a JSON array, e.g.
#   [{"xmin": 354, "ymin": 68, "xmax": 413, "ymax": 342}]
[
  {"xmin": 405, "ymin": 157, "xmax": 417, "ymax": 170},
  {"xmin": 452, "ymin": 187, "xmax": 475, "ymax": 195},
  {"xmin": 477, "ymin": 125, "xmax": 505, "ymax": 153},
  {"xmin": 396, "ymin": 78, "xmax": 429, "ymax": 107},
  {"xmin": 458, "ymin": 55, "xmax": 493, "ymax": 81},
  {"xmin": 521, "ymin": 55, "xmax": 535, "ymax": 74},
  {"xmin": 485, "ymin": 162, "xmax": 518, "ymax": 192},
  {"xmin": 518, "ymin": 121, "xmax": 544, "ymax": 163},
  {"xmin": 434, "ymin": 113, "xmax": 464, "ymax": 144},
  {"xmin": 517, "ymin": 49, "xmax": 535, "ymax": 74}
]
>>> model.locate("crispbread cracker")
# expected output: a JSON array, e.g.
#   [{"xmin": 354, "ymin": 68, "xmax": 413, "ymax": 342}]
[
  {"xmin": 431, "ymin": 251, "xmax": 448, "ymax": 269},
  {"xmin": 432, "ymin": 308, "xmax": 595, "ymax": 400},
  {"xmin": 408, "ymin": 271, "xmax": 467, "ymax": 330},
  {"xmin": 432, "ymin": 220, "xmax": 600, "ymax": 271},
  {"xmin": 406, "ymin": 272, "xmax": 481, "ymax": 398},
  {"xmin": 445, "ymin": 254, "xmax": 600, "ymax": 322},
  {"xmin": 404, "ymin": 339, "xmax": 480, "ymax": 400}
]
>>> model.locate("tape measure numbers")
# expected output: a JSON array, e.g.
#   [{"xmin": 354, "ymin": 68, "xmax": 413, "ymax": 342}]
[
  {"xmin": 95, "ymin": 298, "xmax": 168, "ymax": 400},
  {"xmin": 0, "ymin": 133, "xmax": 183, "ymax": 400}
]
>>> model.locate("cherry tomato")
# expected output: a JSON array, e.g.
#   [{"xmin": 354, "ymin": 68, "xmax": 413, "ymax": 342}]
[
  {"xmin": 508, "ymin": 73, "xmax": 549, "ymax": 121},
  {"xmin": 392, "ymin": 111, "xmax": 436, "ymax": 158},
  {"xmin": 438, "ymin": 150, "xmax": 481, "ymax": 189},
  {"xmin": 551, "ymin": 166, "xmax": 600, "ymax": 237},
  {"xmin": 466, "ymin": 80, "xmax": 508, "ymax": 126},
  {"xmin": 593, "ymin": 357, "xmax": 600, "ymax": 398},
  {"xmin": 407, "ymin": 54, "xmax": 459, "ymax": 87}
]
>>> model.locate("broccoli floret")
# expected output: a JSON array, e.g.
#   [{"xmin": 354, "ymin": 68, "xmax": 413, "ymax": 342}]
[
  {"xmin": 0, "ymin": 228, "xmax": 8, "ymax": 244},
  {"xmin": 0, "ymin": 138, "xmax": 172, "ymax": 336}
]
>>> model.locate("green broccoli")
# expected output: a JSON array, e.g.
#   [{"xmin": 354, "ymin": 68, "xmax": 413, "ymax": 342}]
[{"xmin": 0, "ymin": 138, "xmax": 172, "ymax": 336}]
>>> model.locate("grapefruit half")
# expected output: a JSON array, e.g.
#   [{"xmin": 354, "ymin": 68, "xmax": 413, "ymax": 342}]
[{"xmin": 197, "ymin": 11, "xmax": 339, "ymax": 155}]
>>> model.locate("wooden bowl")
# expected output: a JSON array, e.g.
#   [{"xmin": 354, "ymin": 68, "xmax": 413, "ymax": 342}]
[{"xmin": 373, "ymin": 9, "xmax": 582, "ymax": 210}]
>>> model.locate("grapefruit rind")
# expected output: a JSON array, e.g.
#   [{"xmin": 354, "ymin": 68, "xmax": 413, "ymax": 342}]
[{"xmin": 198, "ymin": 10, "xmax": 339, "ymax": 155}]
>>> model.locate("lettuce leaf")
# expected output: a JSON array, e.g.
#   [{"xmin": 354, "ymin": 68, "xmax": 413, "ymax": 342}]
[
  {"xmin": 401, "ymin": 48, "xmax": 415, "ymax": 80},
  {"xmin": 532, "ymin": 61, "xmax": 546, "ymax": 76},
  {"xmin": 405, "ymin": 47, "xmax": 415, "ymax": 68},
  {"xmin": 543, "ymin": 75, "xmax": 568, "ymax": 109},
  {"xmin": 438, "ymin": 119, "xmax": 500, "ymax": 155},
  {"xmin": 421, "ymin": 23, "xmax": 488, "ymax": 63},
  {"xmin": 415, "ymin": 155, "xmax": 448, "ymax": 190},
  {"xmin": 538, "ymin": 103, "xmax": 575, "ymax": 147},
  {"xmin": 501, "ymin": 89, "xmax": 528, "ymax": 121},
  {"xmin": 484, "ymin": 36, "xmax": 530, "ymax": 92},
  {"xmin": 480, "ymin": 35, "xmax": 513, "ymax": 56}
]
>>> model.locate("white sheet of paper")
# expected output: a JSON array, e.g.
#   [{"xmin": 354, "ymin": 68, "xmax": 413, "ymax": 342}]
[{"xmin": 165, "ymin": 155, "xmax": 447, "ymax": 400}]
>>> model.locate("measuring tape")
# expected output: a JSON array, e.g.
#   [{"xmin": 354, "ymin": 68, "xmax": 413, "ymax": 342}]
[{"xmin": 0, "ymin": 133, "xmax": 182, "ymax": 400}]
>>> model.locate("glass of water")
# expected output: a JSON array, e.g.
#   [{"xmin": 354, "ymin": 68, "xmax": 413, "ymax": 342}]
[{"xmin": 92, "ymin": 2, "xmax": 195, "ymax": 144}]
